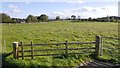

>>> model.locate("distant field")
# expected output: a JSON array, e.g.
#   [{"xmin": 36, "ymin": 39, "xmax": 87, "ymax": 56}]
[{"xmin": 2, "ymin": 21, "xmax": 119, "ymax": 67}]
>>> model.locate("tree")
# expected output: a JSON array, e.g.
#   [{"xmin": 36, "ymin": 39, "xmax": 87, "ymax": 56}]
[
  {"xmin": 37, "ymin": 14, "xmax": 48, "ymax": 22},
  {"xmin": 0, "ymin": 13, "xmax": 12, "ymax": 23},
  {"xmin": 26, "ymin": 15, "xmax": 38, "ymax": 23},
  {"xmin": 111, "ymin": 16, "xmax": 115, "ymax": 22},
  {"xmin": 71, "ymin": 15, "xmax": 76, "ymax": 20},
  {"xmin": 106, "ymin": 15, "xmax": 110, "ymax": 22},
  {"xmin": 78, "ymin": 16, "xmax": 81, "ymax": 20},
  {"xmin": 88, "ymin": 17, "xmax": 92, "ymax": 21},
  {"xmin": 56, "ymin": 16, "xmax": 60, "ymax": 20}
]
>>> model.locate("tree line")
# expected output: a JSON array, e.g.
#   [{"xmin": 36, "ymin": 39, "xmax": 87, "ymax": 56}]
[
  {"xmin": 0, "ymin": 13, "xmax": 120, "ymax": 23},
  {"xmin": 0, "ymin": 13, "xmax": 49, "ymax": 23},
  {"xmin": 69, "ymin": 15, "xmax": 120, "ymax": 22}
]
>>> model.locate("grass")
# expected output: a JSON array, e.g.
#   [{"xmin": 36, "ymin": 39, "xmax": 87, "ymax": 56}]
[
  {"xmin": 1, "ymin": 21, "xmax": 119, "ymax": 67},
  {"xmin": 3, "ymin": 54, "xmax": 93, "ymax": 67}
]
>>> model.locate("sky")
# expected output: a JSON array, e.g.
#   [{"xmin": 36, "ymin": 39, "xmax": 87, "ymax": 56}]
[{"xmin": 0, "ymin": 0, "xmax": 120, "ymax": 19}]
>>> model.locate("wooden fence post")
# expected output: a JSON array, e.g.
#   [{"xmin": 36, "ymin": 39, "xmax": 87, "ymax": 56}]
[
  {"xmin": 100, "ymin": 37, "xmax": 103, "ymax": 56},
  {"xmin": 95, "ymin": 36, "xmax": 101, "ymax": 58},
  {"xmin": 20, "ymin": 41, "xmax": 24, "ymax": 59},
  {"xmin": 4, "ymin": 40, "xmax": 6, "ymax": 53},
  {"xmin": 65, "ymin": 40, "xmax": 68, "ymax": 55},
  {"xmin": 13, "ymin": 42, "xmax": 19, "ymax": 59},
  {"xmin": 31, "ymin": 41, "xmax": 33, "ymax": 59}
]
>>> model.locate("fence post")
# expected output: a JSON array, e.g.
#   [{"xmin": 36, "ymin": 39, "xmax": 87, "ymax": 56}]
[
  {"xmin": 20, "ymin": 41, "xmax": 24, "ymax": 59},
  {"xmin": 100, "ymin": 37, "xmax": 103, "ymax": 56},
  {"xmin": 95, "ymin": 36, "xmax": 101, "ymax": 58},
  {"xmin": 65, "ymin": 40, "xmax": 68, "ymax": 55},
  {"xmin": 13, "ymin": 42, "xmax": 19, "ymax": 59},
  {"xmin": 4, "ymin": 40, "xmax": 6, "ymax": 53},
  {"xmin": 31, "ymin": 41, "xmax": 34, "ymax": 59}
]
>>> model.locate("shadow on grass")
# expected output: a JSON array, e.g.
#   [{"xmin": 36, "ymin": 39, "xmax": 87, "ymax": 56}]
[
  {"xmin": 2, "ymin": 53, "xmax": 14, "ymax": 68},
  {"xmin": 1, "ymin": 53, "xmax": 75, "ymax": 68},
  {"xmin": 3, "ymin": 53, "xmax": 119, "ymax": 68},
  {"xmin": 89, "ymin": 54, "xmax": 120, "ymax": 64}
]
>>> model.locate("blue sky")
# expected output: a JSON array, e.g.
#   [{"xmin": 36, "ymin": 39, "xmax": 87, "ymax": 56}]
[{"xmin": 1, "ymin": 0, "xmax": 119, "ymax": 19}]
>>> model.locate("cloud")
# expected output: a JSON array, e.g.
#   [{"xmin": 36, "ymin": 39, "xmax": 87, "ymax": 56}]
[
  {"xmin": 65, "ymin": 0, "xmax": 84, "ymax": 4},
  {"xmin": 9, "ymin": 4, "xmax": 18, "ymax": 9},
  {"xmin": 0, "ymin": 11, "xmax": 3, "ymax": 13},
  {"xmin": 81, "ymin": 6, "xmax": 93, "ymax": 12},
  {"xmin": 26, "ymin": 1, "xmax": 30, "ymax": 4},
  {"xmin": 8, "ymin": 4, "xmax": 20, "ymax": 13},
  {"xmin": 1, "ymin": 0, "xmax": 119, "ymax": 2},
  {"xmin": 14, "ymin": 9, "xmax": 20, "ymax": 13},
  {"xmin": 51, "ymin": 6, "xmax": 117, "ymax": 18},
  {"xmin": 84, "ymin": 0, "xmax": 119, "ymax": 2}
]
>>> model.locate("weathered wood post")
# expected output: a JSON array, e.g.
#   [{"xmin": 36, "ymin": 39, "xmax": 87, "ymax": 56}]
[
  {"xmin": 20, "ymin": 41, "xmax": 24, "ymax": 59},
  {"xmin": 13, "ymin": 42, "xmax": 19, "ymax": 59},
  {"xmin": 100, "ymin": 37, "xmax": 103, "ymax": 56},
  {"xmin": 4, "ymin": 40, "xmax": 6, "ymax": 53},
  {"xmin": 65, "ymin": 40, "xmax": 68, "ymax": 55},
  {"xmin": 95, "ymin": 36, "xmax": 101, "ymax": 58},
  {"xmin": 31, "ymin": 41, "xmax": 34, "ymax": 59}
]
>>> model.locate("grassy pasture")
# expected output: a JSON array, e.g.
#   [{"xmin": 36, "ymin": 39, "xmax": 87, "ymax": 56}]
[{"xmin": 2, "ymin": 21, "xmax": 119, "ymax": 67}]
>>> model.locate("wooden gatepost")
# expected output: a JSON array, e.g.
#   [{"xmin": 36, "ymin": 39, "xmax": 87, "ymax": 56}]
[
  {"xmin": 95, "ymin": 36, "xmax": 102, "ymax": 58},
  {"xmin": 13, "ymin": 42, "xmax": 19, "ymax": 59}
]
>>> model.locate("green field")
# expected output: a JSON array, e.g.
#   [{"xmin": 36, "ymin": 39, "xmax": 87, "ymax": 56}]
[{"xmin": 2, "ymin": 21, "xmax": 119, "ymax": 67}]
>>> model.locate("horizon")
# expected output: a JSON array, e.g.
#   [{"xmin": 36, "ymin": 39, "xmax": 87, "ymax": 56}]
[{"xmin": 1, "ymin": 0, "xmax": 119, "ymax": 19}]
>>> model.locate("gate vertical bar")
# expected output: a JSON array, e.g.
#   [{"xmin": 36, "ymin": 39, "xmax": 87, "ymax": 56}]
[
  {"xmin": 4, "ymin": 40, "xmax": 6, "ymax": 53},
  {"xmin": 95, "ymin": 36, "xmax": 101, "ymax": 58},
  {"xmin": 20, "ymin": 41, "xmax": 24, "ymax": 59},
  {"xmin": 100, "ymin": 37, "xmax": 103, "ymax": 56},
  {"xmin": 65, "ymin": 40, "xmax": 68, "ymax": 55},
  {"xmin": 31, "ymin": 41, "xmax": 33, "ymax": 59}
]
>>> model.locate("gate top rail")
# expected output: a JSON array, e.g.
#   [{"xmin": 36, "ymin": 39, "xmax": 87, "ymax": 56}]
[{"xmin": 18, "ymin": 41, "xmax": 95, "ymax": 46}]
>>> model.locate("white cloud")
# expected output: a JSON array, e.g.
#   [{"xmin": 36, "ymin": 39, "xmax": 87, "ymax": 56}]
[
  {"xmin": 84, "ymin": 0, "xmax": 119, "ymax": 2},
  {"xmin": 14, "ymin": 9, "xmax": 20, "ymax": 13},
  {"xmin": 93, "ymin": 6, "xmax": 118, "ymax": 17},
  {"xmin": 51, "ymin": 6, "xmax": 117, "ymax": 18},
  {"xmin": 2, "ymin": 0, "xmax": 119, "ymax": 2},
  {"xmin": 65, "ymin": 0, "xmax": 84, "ymax": 4},
  {"xmin": 8, "ymin": 4, "xmax": 20, "ymax": 13},
  {"xmin": 81, "ymin": 6, "xmax": 93, "ymax": 12},
  {"xmin": 9, "ymin": 4, "xmax": 18, "ymax": 9},
  {"xmin": 0, "ymin": 11, "xmax": 3, "ymax": 13},
  {"xmin": 26, "ymin": 1, "xmax": 30, "ymax": 4}
]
